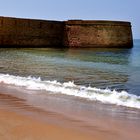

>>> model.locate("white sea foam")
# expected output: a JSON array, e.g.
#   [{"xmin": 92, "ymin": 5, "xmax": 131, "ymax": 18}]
[{"xmin": 0, "ymin": 73, "xmax": 140, "ymax": 109}]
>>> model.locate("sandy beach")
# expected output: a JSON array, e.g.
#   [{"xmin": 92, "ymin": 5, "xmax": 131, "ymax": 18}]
[
  {"xmin": 0, "ymin": 108, "xmax": 96, "ymax": 140},
  {"xmin": 0, "ymin": 90, "xmax": 140, "ymax": 140}
]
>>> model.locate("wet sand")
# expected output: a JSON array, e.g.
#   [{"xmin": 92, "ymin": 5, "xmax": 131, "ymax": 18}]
[
  {"xmin": 0, "ymin": 109, "xmax": 95, "ymax": 140},
  {"xmin": 0, "ymin": 85, "xmax": 140, "ymax": 140},
  {"xmin": 0, "ymin": 91, "xmax": 102, "ymax": 140}
]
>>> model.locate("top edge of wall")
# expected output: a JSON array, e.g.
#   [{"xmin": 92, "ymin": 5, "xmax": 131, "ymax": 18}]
[{"xmin": 65, "ymin": 20, "xmax": 131, "ymax": 26}]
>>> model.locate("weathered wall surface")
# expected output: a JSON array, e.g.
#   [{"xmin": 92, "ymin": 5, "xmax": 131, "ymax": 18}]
[
  {"xmin": 0, "ymin": 17, "xmax": 133, "ymax": 48},
  {"xmin": 0, "ymin": 16, "xmax": 64, "ymax": 47},
  {"xmin": 63, "ymin": 20, "xmax": 133, "ymax": 48}
]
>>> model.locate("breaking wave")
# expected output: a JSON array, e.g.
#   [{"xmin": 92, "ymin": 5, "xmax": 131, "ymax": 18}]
[{"xmin": 0, "ymin": 74, "xmax": 140, "ymax": 109}]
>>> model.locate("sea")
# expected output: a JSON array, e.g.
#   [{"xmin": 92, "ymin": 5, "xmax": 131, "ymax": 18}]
[{"xmin": 0, "ymin": 40, "xmax": 140, "ymax": 136}]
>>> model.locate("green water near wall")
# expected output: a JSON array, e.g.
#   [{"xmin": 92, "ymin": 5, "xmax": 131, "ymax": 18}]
[{"xmin": 0, "ymin": 40, "xmax": 140, "ymax": 96}]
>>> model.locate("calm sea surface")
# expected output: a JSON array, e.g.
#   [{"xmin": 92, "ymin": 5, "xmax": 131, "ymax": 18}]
[{"xmin": 0, "ymin": 40, "xmax": 140, "ymax": 109}]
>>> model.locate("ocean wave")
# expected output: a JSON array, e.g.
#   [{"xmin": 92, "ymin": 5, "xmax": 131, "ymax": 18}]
[{"xmin": 0, "ymin": 73, "xmax": 140, "ymax": 109}]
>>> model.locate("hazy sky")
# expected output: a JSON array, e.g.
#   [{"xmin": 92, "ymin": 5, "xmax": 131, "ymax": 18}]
[{"xmin": 0, "ymin": 0, "xmax": 139, "ymax": 38}]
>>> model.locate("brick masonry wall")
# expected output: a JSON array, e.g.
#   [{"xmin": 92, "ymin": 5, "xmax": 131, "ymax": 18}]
[
  {"xmin": 0, "ymin": 16, "xmax": 64, "ymax": 47},
  {"xmin": 63, "ymin": 20, "xmax": 133, "ymax": 48},
  {"xmin": 0, "ymin": 17, "xmax": 133, "ymax": 48}
]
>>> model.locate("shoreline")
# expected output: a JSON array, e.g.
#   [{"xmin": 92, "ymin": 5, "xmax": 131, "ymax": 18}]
[{"xmin": 0, "ymin": 85, "xmax": 140, "ymax": 140}]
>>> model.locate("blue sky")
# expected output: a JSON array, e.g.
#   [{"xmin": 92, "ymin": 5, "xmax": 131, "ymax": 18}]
[{"xmin": 0, "ymin": 0, "xmax": 139, "ymax": 38}]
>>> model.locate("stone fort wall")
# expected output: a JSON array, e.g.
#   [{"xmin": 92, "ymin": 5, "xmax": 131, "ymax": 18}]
[
  {"xmin": 0, "ymin": 16, "xmax": 133, "ymax": 48},
  {"xmin": 64, "ymin": 20, "xmax": 133, "ymax": 48},
  {"xmin": 0, "ymin": 16, "xmax": 64, "ymax": 47}
]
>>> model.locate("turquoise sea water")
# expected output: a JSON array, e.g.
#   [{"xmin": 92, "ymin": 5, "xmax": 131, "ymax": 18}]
[{"xmin": 0, "ymin": 40, "xmax": 140, "ymax": 109}]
